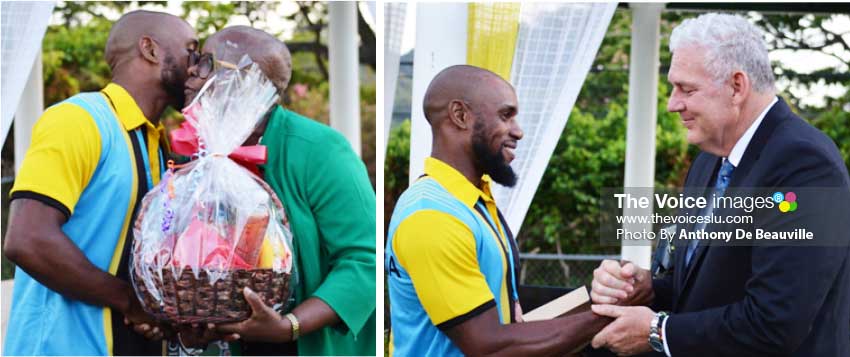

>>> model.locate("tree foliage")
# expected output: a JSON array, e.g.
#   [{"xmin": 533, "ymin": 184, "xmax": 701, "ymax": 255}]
[
  {"xmin": 383, "ymin": 120, "xmax": 410, "ymax": 235},
  {"xmin": 755, "ymin": 14, "xmax": 850, "ymax": 111},
  {"xmin": 38, "ymin": 1, "xmax": 377, "ymax": 180},
  {"xmin": 384, "ymin": 9, "xmax": 850, "ymax": 257},
  {"xmin": 42, "ymin": 15, "xmax": 112, "ymax": 105},
  {"xmin": 43, "ymin": 1, "xmax": 376, "ymax": 103}
]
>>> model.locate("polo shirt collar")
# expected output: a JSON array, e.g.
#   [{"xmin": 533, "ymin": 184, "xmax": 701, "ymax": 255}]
[
  {"xmin": 101, "ymin": 83, "xmax": 155, "ymax": 131},
  {"xmin": 424, "ymin": 157, "xmax": 495, "ymax": 207}
]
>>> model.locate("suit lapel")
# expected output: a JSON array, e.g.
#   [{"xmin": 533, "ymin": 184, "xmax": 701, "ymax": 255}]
[
  {"xmin": 673, "ymin": 153, "xmax": 718, "ymax": 308},
  {"xmin": 677, "ymin": 156, "xmax": 720, "ymax": 293},
  {"xmin": 728, "ymin": 97, "xmax": 788, "ymax": 188},
  {"xmin": 675, "ymin": 97, "xmax": 789, "ymax": 308}
]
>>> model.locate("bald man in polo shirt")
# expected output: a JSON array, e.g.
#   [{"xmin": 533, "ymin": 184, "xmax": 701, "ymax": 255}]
[
  {"xmin": 385, "ymin": 65, "xmax": 611, "ymax": 356},
  {"xmin": 4, "ymin": 10, "xmax": 198, "ymax": 355}
]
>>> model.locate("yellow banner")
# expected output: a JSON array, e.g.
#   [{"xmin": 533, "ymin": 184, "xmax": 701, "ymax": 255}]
[{"xmin": 467, "ymin": 3, "xmax": 521, "ymax": 82}]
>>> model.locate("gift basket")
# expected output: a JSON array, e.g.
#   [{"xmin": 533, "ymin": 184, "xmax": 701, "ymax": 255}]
[{"xmin": 131, "ymin": 53, "xmax": 294, "ymax": 324}]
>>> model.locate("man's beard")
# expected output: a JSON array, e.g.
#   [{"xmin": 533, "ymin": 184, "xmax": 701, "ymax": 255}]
[
  {"xmin": 472, "ymin": 121, "xmax": 518, "ymax": 187},
  {"xmin": 161, "ymin": 54, "xmax": 186, "ymax": 108}
]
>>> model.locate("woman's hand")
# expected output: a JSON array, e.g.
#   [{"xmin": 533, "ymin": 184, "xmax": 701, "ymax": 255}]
[{"xmin": 215, "ymin": 287, "xmax": 292, "ymax": 343}]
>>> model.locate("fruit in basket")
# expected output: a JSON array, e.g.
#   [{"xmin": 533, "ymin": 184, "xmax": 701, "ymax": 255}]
[{"xmin": 257, "ymin": 232, "xmax": 291, "ymax": 270}]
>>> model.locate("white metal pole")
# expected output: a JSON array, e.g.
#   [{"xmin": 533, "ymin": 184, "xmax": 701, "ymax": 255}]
[
  {"xmin": 14, "ymin": 52, "xmax": 44, "ymax": 173},
  {"xmin": 621, "ymin": 3, "xmax": 663, "ymax": 269},
  {"xmin": 328, "ymin": 2, "xmax": 361, "ymax": 156}
]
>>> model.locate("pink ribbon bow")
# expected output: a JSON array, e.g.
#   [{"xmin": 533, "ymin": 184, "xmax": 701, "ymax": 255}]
[{"xmin": 170, "ymin": 103, "xmax": 267, "ymax": 176}]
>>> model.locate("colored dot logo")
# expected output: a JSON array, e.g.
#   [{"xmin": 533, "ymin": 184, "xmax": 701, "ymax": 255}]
[{"xmin": 773, "ymin": 191, "xmax": 797, "ymax": 213}]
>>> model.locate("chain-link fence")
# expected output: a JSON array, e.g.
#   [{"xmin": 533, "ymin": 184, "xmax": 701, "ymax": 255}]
[{"xmin": 518, "ymin": 253, "xmax": 620, "ymax": 289}]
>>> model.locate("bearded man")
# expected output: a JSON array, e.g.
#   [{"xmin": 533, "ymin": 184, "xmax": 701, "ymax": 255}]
[
  {"xmin": 4, "ymin": 10, "xmax": 198, "ymax": 355},
  {"xmin": 385, "ymin": 65, "xmax": 611, "ymax": 356}
]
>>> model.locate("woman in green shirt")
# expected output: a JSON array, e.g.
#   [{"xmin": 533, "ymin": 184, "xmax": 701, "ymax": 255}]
[{"xmin": 181, "ymin": 26, "xmax": 376, "ymax": 356}]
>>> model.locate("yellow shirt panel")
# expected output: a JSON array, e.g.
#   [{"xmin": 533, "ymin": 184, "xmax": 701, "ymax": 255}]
[
  {"xmin": 393, "ymin": 209, "xmax": 495, "ymax": 325},
  {"xmin": 11, "ymin": 102, "xmax": 102, "ymax": 216}
]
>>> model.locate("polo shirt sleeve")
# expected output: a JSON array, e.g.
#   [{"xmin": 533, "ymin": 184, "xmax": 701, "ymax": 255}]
[
  {"xmin": 10, "ymin": 103, "xmax": 102, "ymax": 219},
  {"xmin": 393, "ymin": 209, "xmax": 495, "ymax": 330}
]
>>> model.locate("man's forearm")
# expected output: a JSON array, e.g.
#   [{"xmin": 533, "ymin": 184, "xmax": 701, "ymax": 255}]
[
  {"xmin": 6, "ymin": 226, "xmax": 132, "ymax": 313},
  {"xmin": 460, "ymin": 311, "xmax": 612, "ymax": 357},
  {"xmin": 502, "ymin": 311, "xmax": 612, "ymax": 356}
]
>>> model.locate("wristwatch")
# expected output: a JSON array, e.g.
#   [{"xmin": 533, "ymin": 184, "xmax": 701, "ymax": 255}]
[{"xmin": 649, "ymin": 311, "xmax": 669, "ymax": 352}]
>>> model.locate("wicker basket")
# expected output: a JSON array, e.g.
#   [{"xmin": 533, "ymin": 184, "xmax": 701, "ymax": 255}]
[
  {"xmin": 134, "ymin": 267, "xmax": 290, "ymax": 324},
  {"xmin": 132, "ymin": 165, "xmax": 293, "ymax": 324}
]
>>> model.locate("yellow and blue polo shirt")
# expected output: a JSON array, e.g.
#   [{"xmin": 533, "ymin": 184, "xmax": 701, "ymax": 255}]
[
  {"xmin": 5, "ymin": 83, "xmax": 166, "ymax": 356},
  {"xmin": 385, "ymin": 157, "xmax": 520, "ymax": 356}
]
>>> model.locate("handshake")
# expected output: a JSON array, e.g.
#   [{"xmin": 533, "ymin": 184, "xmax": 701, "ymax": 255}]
[{"xmin": 588, "ymin": 260, "xmax": 660, "ymax": 356}]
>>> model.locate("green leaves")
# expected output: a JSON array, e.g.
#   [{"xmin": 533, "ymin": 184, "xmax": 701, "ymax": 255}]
[
  {"xmin": 35, "ymin": 1, "xmax": 377, "ymax": 185},
  {"xmin": 42, "ymin": 16, "xmax": 112, "ymax": 106},
  {"xmin": 384, "ymin": 120, "xmax": 410, "ymax": 197},
  {"xmin": 383, "ymin": 121, "xmax": 411, "ymax": 237},
  {"xmin": 181, "ymin": 2, "xmax": 238, "ymax": 35}
]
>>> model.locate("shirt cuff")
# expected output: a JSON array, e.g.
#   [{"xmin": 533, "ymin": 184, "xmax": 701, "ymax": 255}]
[{"xmin": 662, "ymin": 315, "xmax": 671, "ymax": 357}]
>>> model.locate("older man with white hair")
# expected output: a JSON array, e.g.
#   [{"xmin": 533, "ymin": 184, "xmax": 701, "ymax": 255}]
[{"xmin": 588, "ymin": 13, "xmax": 850, "ymax": 356}]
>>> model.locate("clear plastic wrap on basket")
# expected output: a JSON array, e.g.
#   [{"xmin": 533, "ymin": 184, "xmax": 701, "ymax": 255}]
[{"xmin": 131, "ymin": 53, "xmax": 295, "ymax": 325}]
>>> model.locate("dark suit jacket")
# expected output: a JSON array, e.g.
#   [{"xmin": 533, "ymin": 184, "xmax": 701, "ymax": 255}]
[{"xmin": 651, "ymin": 98, "xmax": 850, "ymax": 356}]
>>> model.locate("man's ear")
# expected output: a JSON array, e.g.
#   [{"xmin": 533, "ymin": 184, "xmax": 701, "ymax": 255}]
[
  {"xmin": 730, "ymin": 70, "xmax": 750, "ymax": 105},
  {"xmin": 139, "ymin": 36, "xmax": 160, "ymax": 64},
  {"xmin": 448, "ymin": 99, "xmax": 471, "ymax": 130}
]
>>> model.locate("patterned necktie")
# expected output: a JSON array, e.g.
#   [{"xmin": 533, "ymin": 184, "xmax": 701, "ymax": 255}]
[{"xmin": 685, "ymin": 159, "xmax": 735, "ymax": 266}]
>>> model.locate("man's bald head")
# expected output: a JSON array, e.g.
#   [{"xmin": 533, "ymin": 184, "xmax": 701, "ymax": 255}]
[
  {"xmin": 105, "ymin": 10, "xmax": 196, "ymax": 111},
  {"xmin": 105, "ymin": 10, "xmax": 195, "ymax": 72},
  {"xmin": 203, "ymin": 26, "xmax": 293, "ymax": 96},
  {"xmin": 423, "ymin": 65, "xmax": 512, "ymax": 125}
]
